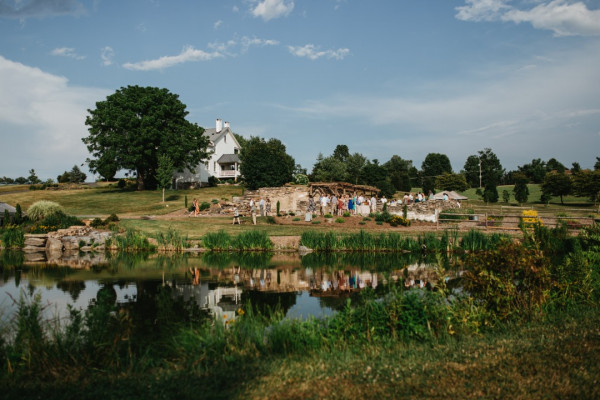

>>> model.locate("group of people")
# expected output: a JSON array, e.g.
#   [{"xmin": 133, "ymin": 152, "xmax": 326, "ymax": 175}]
[
  {"xmin": 400, "ymin": 190, "xmax": 435, "ymax": 205},
  {"xmin": 308, "ymin": 193, "xmax": 388, "ymax": 216}
]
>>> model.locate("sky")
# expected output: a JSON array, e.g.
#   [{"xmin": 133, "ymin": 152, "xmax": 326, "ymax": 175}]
[{"xmin": 0, "ymin": 0, "xmax": 599, "ymax": 181}]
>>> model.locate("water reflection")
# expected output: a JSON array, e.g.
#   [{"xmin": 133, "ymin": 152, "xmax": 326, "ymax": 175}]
[{"xmin": 0, "ymin": 250, "xmax": 453, "ymax": 324}]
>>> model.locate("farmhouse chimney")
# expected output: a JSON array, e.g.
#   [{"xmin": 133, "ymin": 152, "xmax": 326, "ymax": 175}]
[
  {"xmin": 216, "ymin": 118, "xmax": 223, "ymax": 132},
  {"xmin": 224, "ymin": 121, "xmax": 230, "ymax": 129}
]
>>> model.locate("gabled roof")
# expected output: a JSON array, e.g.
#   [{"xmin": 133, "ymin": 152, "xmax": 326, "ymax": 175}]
[
  {"xmin": 0, "ymin": 202, "xmax": 17, "ymax": 214},
  {"xmin": 217, "ymin": 154, "xmax": 241, "ymax": 163},
  {"xmin": 204, "ymin": 127, "xmax": 240, "ymax": 147}
]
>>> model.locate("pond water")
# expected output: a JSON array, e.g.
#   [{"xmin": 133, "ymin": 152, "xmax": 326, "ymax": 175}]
[{"xmin": 0, "ymin": 250, "xmax": 451, "ymax": 326}]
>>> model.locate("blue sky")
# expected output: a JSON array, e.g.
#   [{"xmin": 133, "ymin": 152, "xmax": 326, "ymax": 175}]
[{"xmin": 1, "ymin": 0, "xmax": 599, "ymax": 181}]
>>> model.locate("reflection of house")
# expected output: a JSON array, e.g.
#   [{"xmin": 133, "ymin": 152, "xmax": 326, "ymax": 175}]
[
  {"xmin": 175, "ymin": 282, "xmax": 242, "ymax": 320},
  {"xmin": 174, "ymin": 118, "xmax": 242, "ymax": 188}
]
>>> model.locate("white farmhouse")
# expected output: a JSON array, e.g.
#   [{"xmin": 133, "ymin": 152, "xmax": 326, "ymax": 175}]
[{"xmin": 173, "ymin": 118, "xmax": 242, "ymax": 188}]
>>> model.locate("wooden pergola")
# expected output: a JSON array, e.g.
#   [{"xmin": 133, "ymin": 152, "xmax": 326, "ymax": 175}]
[{"xmin": 308, "ymin": 182, "xmax": 380, "ymax": 197}]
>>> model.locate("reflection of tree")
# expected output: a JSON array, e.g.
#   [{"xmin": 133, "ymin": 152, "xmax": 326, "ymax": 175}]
[
  {"xmin": 201, "ymin": 252, "xmax": 273, "ymax": 269},
  {"xmin": 301, "ymin": 252, "xmax": 422, "ymax": 271},
  {"xmin": 56, "ymin": 280, "xmax": 86, "ymax": 302},
  {"xmin": 0, "ymin": 250, "xmax": 24, "ymax": 268},
  {"xmin": 242, "ymin": 290, "xmax": 297, "ymax": 317}
]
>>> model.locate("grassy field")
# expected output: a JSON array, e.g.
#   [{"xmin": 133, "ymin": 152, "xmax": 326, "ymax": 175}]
[
  {"xmin": 1, "ymin": 183, "xmax": 597, "ymax": 238},
  {"xmin": 4, "ymin": 306, "xmax": 598, "ymax": 400}
]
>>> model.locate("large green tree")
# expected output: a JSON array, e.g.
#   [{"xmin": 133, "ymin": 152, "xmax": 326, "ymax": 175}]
[
  {"xmin": 518, "ymin": 158, "xmax": 546, "ymax": 184},
  {"xmin": 240, "ymin": 136, "xmax": 295, "ymax": 190},
  {"xmin": 512, "ymin": 172, "xmax": 529, "ymax": 204},
  {"xmin": 463, "ymin": 148, "xmax": 504, "ymax": 189},
  {"xmin": 542, "ymin": 172, "xmax": 572, "ymax": 205},
  {"xmin": 572, "ymin": 170, "xmax": 600, "ymax": 204},
  {"xmin": 384, "ymin": 155, "xmax": 413, "ymax": 192},
  {"xmin": 421, "ymin": 153, "xmax": 452, "ymax": 194},
  {"xmin": 83, "ymin": 85, "xmax": 209, "ymax": 190},
  {"xmin": 435, "ymin": 172, "xmax": 468, "ymax": 192},
  {"xmin": 312, "ymin": 156, "xmax": 347, "ymax": 182}
]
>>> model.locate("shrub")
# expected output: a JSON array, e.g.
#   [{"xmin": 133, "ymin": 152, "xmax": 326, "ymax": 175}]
[
  {"xmin": 324, "ymin": 214, "xmax": 333, "ymax": 218},
  {"xmin": 343, "ymin": 212, "xmax": 351, "ymax": 217},
  {"xmin": 266, "ymin": 216, "xmax": 277, "ymax": 224},
  {"xmin": 335, "ymin": 218, "xmax": 345, "ymax": 223},
  {"xmin": 389, "ymin": 215, "xmax": 411, "ymax": 227},
  {"xmin": 104, "ymin": 213, "xmax": 120, "ymax": 223},
  {"xmin": 312, "ymin": 221, "xmax": 321, "ymax": 224},
  {"xmin": 1, "ymin": 225, "xmax": 25, "ymax": 248},
  {"xmin": 207, "ymin": 176, "xmax": 219, "ymax": 187},
  {"xmin": 292, "ymin": 217, "xmax": 301, "ymax": 222},
  {"xmin": 30, "ymin": 211, "xmax": 84, "ymax": 233},
  {"xmin": 294, "ymin": 173, "xmax": 309, "ymax": 185},
  {"xmin": 26, "ymin": 200, "xmax": 64, "ymax": 221},
  {"xmin": 199, "ymin": 202, "xmax": 211, "ymax": 211},
  {"xmin": 90, "ymin": 218, "xmax": 104, "ymax": 228},
  {"xmin": 156, "ymin": 227, "xmax": 188, "ymax": 251}
]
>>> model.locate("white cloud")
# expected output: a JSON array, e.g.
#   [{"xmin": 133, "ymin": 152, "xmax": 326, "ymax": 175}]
[
  {"xmin": 288, "ymin": 44, "xmax": 350, "ymax": 60},
  {"xmin": 456, "ymin": 0, "xmax": 600, "ymax": 36},
  {"xmin": 0, "ymin": 55, "xmax": 108, "ymax": 179},
  {"xmin": 207, "ymin": 36, "xmax": 279, "ymax": 56},
  {"xmin": 100, "ymin": 46, "xmax": 114, "ymax": 66},
  {"xmin": 283, "ymin": 42, "xmax": 600, "ymax": 169},
  {"xmin": 122, "ymin": 46, "xmax": 223, "ymax": 71},
  {"xmin": 51, "ymin": 47, "xmax": 85, "ymax": 60},
  {"xmin": 252, "ymin": 0, "xmax": 294, "ymax": 21},
  {"xmin": 214, "ymin": 19, "xmax": 222, "ymax": 29}
]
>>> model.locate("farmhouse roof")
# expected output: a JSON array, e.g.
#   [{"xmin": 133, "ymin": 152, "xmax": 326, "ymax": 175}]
[
  {"xmin": 217, "ymin": 154, "xmax": 241, "ymax": 164},
  {"xmin": 0, "ymin": 202, "xmax": 17, "ymax": 214}
]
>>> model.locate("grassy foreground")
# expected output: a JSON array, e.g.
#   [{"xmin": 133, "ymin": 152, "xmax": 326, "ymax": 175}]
[{"xmin": 4, "ymin": 307, "xmax": 598, "ymax": 400}]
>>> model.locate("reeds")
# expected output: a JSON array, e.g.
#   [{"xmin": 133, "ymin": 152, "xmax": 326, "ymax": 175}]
[
  {"xmin": 110, "ymin": 228, "xmax": 155, "ymax": 251},
  {"xmin": 155, "ymin": 227, "xmax": 188, "ymax": 251},
  {"xmin": 202, "ymin": 230, "xmax": 273, "ymax": 251}
]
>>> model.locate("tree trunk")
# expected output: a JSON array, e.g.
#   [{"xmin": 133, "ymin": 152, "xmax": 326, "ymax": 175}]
[{"xmin": 137, "ymin": 171, "xmax": 145, "ymax": 191}]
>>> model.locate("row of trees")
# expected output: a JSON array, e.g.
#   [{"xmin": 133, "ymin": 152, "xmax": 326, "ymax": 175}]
[
  {"xmin": 1, "ymin": 166, "xmax": 88, "ymax": 186},
  {"xmin": 77, "ymin": 84, "xmax": 599, "ymax": 205}
]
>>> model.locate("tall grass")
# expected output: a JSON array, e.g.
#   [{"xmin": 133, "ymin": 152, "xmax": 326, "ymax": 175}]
[
  {"xmin": 109, "ymin": 228, "xmax": 155, "ymax": 251},
  {"xmin": 202, "ymin": 230, "xmax": 273, "ymax": 251},
  {"xmin": 155, "ymin": 227, "xmax": 188, "ymax": 251},
  {"xmin": 1, "ymin": 226, "xmax": 25, "ymax": 248}
]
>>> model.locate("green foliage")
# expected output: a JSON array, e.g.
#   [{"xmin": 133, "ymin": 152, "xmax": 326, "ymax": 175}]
[
  {"xmin": 335, "ymin": 217, "xmax": 345, "ymax": 223},
  {"xmin": 57, "ymin": 165, "xmax": 87, "ymax": 183},
  {"xmin": 202, "ymin": 230, "xmax": 273, "ymax": 251},
  {"xmin": 156, "ymin": 154, "xmax": 175, "ymax": 201},
  {"xmin": 83, "ymin": 85, "xmax": 209, "ymax": 189},
  {"xmin": 239, "ymin": 136, "xmax": 295, "ymax": 190},
  {"xmin": 294, "ymin": 173, "xmax": 309, "ymax": 185},
  {"xmin": 14, "ymin": 203, "xmax": 23, "ymax": 225},
  {"xmin": 421, "ymin": 153, "xmax": 453, "ymax": 193},
  {"xmin": 266, "ymin": 216, "xmax": 277, "ymax": 224},
  {"xmin": 388, "ymin": 215, "xmax": 411, "ymax": 227},
  {"xmin": 512, "ymin": 172, "xmax": 529, "ymax": 204},
  {"xmin": 483, "ymin": 181, "xmax": 499, "ymax": 203},
  {"xmin": 30, "ymin": 211, "xmax": 84, "ymax": 233},
  {"xmin": 26, "ymin": 200, "xmax": 64, "ymax": 221},
  {"xmin": 207, "ymin": 176, "xmax": 219, "ymax": 187},
  {"xmin": 542, "ymin": 171, "xmax": 572, "ymax": 204},
  {"xmin": 435, "ymin": 172, "xmax": 468, "ymax": 192},
  {"xmin": 276, "ymin": 200, "xmax": 280, "ymax": 216},
  {"xmin": 199, "ymin": 202, "xmax": 211, "ymax": 211},
  {"xmin": 439, "ymin": 208, "xmax": 474, "ymax": 220},
  {"xmin": 462, "ymin": 242, "xmax": 552, "ymax": 321},
  {"xmin": 1, "ymin": 225, "xmax": 25, "ymax": 248},
  {"xmin": 460, "ymin": 229, "xmax": 509, "ymax": 252},
  {"xmin": 112, "ymin": 228, "xmax": 155, "ymax": 251},
  {"xmin": 184, "ymin": 195, "xmax": 188, "ymax": 208},
  {"xmin": 502, "ymin": 189, "xmax": 510, "ymax": 203},
  {"xmin": 90, "ymin": 217, "xmax": 104, "ymax": 228},
  {"xmin": 155, "ymin": 227, "xmax": 188, "ymax": 251}
]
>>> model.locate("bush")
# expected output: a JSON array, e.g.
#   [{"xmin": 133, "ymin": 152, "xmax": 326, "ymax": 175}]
[
  {"xmin": 389, "ymin": 215, "xmax": 411, "ymax": 227},
  {"xmin": 294, "ymin": 173, "xmax": 309, "ymax": 185},
  {"xmin": 199, "ymin": 202, "xmax": 211, "ymax": 211},
  {"xmin": 335, "ymin": 218, "xmax": 345, "ymax": 223},
  {"xmin": 26, "ymin": 200, "xmax": 64, "ymax": 221},
  {"xmin": 266, "ymin": 216, "xmax": 277, "ymax": 224},
  {"xmin": 104, "ymin": 213, "xmax": 120, "ymax": 223},
  {"xmin": 324, "ymin": 214, "xmax": 333, "ymax": 218},
  {"xmin": 30, "ymin": 211, "xmax": 84, "ymax": 233},
  {"xmin": 90, "ymin": 218, "xmax": 104, "ymax": 228},
  {"xmin": 207, "ymin": 176, "xmax": 219, "ymax": 187},
  {"xmin": 1, "ymin": 225, "xmax": 25, "ymax": 248}
]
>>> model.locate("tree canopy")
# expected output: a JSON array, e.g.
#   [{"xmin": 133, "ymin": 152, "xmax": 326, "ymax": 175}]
[
  {"xmin": 542, "ymin": 172, "xmax": 572, "ymax": 204},
  {"xmin": 463, "ymin": 148, "xmax": 504, "ymax": 189},
  {"xmin": 239, "ymin": 136, "xmax": 295, "ymax": 190},
  {"xmin": 83, "ymin": 85, "xmax": 209, "ymax": 190},
  {"xmin": 421, "ymin": 153, "xmax": 452, "ymax": 194}
]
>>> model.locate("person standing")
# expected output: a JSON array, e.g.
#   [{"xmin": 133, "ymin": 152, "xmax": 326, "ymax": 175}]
[
  {"xmin": 232, "ymin": 207, "xmax": 241, "ymax": 224},
  {"xmin": 193, "ymin": 198, "xmax": 199, "ymax": 216},
  {"xmin": 259, "ymin": 197, "xmax": 265, "ymax": 217},
  {"xmin": 251, "ymin": 202, "xmax": 257, "ymax": 225},
  {"xmin": 371, "ymin": 195, "xmax": 377, "ymax": 213},
  {"xmin": 265, "ymin": 198, "xmax": 271, "ymax": 216}
]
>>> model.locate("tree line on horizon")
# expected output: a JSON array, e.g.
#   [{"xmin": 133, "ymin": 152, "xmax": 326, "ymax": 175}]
[{"xmin": 3, "ymin": 85, "xmax": 598, "ymax": 206}]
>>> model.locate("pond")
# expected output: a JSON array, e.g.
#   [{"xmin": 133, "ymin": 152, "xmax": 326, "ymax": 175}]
[{"xmin": 0, "ymin": 250, "xmax": 453, "ymax": 327}]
